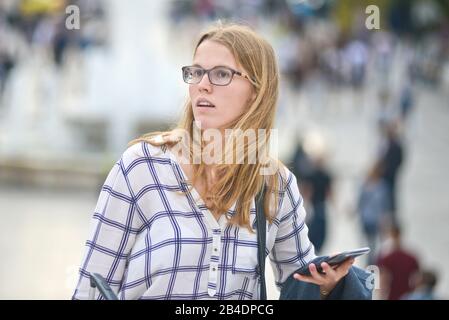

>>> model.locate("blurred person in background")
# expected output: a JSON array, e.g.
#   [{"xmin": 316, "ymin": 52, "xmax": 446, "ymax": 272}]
[
  {"xmin": 0, "ymin": 46, "xmax": 15, "ymax": 99},
  {"xmin": 399, "ymin": 79, "xmax": 415, "ymax": 124},
  {"xmin": 72, "ymin": 23, "xmax": 355, "ymax": 300},
  {"xmin": 402, "ymin": 269, "xmax": 439, "ymax": 300},
  {"xmin": 357, "ymin": 161, "xmax": 390, "ymax": 265},
  {"xmin": 377, "ymin": 120, "xmax": 404, "ymax": 225},
  {"xmin": 0, "ymin": 6, "xmax": 19, "ymax": 101},
  {"xmin": 344, "ymin": 37, "xmax": 368, "ymax": 88},
  {"xmin": 301, "ymin": 153, "xmax": 333, "ymax": 254},
  {"xmin": 376, "ymin": 224, "xmax": 420, "ymax": 300},
  {"xmin": 372, "ymin": 31, "xmax": 395, "ymax": 83},
  {"xmin": 289, "ymin": 137, "xmax": 313, "ymax": 184}
]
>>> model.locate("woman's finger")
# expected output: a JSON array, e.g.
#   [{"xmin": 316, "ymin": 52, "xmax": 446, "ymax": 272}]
[
  {"xmin": 334, "ymin": 258, "xmax": 355, "ymax": 276},
  {"xmin": 308, "ymin": 263, "xmax": 326, "ymax": 284},
  {"xmin": 321, "ymin": 262, "xmax": 339, "ymax": 283},
  {"xmin": 293, "ymin": 273, "xmax": 316, "ymax": 284},
  {"xmin": 321, "ymin": 262, "xmax": 337, "ymax": 276}
]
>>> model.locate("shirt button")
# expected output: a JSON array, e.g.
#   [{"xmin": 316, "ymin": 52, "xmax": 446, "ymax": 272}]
[
  {"xmin": 214, "ymin": 248, "xmax": 218, "ymax": 252},
  {"xmin": 212, "ymin": 267, "xmax": 216, "ymax": 271}
]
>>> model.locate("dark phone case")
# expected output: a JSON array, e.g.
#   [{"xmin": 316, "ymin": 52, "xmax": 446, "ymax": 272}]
[
  {"xmin": 294, "ymin": 248, "xmax": 370, "ymax": 276},
  {"xmin": 295, "ymin": 256, "xmax": 330, "ymax": 276}
]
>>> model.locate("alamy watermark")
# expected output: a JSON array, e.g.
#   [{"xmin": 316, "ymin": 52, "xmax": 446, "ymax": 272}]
[
  {"xmin": 65, "ymin": 5, "xmax": 80, "ymax": 30},
  {"xmin": 365, "ymin": 5, "xmax": 381, "ymax": 30},
  {"xmin": 365, "ymin": 265, "xmax": 381, "ymax": 291},
  {"xmin": 154, "ymin": 122, "xmax": 279, "ymax": 175}
]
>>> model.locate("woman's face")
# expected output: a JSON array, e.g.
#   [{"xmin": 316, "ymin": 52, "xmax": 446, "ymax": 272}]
[{"xmin": 189, "ymin": 40, "xmax": 255, "ymax": 131}]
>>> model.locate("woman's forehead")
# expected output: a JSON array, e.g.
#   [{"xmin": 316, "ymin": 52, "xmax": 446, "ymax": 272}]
[{"xmin": 193, "ymin": 40, "xmax": 238, "ymax": 69}]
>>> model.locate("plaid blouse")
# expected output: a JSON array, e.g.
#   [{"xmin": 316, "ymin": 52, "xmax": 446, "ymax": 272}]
[{"xmin": 72, "ymin": 142, "xmax": 316, "ymax": 300}]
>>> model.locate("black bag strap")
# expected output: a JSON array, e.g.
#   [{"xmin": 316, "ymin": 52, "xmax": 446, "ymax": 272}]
[
  {"xmin": 255, "ymin": 185, "xmax": 267, "ymax": 300},
  {"xmin": 89, "ymin": 273, "xmax": 118, "ymax": 300}
]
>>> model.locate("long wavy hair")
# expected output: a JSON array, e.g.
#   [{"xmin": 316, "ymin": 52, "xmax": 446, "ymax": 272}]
[{"xmin": 130, "ymin": 22, "xmax": 286, "ymax": 230}]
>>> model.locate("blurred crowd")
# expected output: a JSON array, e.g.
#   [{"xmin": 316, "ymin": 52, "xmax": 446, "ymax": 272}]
[
  {"xmin": 0, "ymin": 0, "xmax": 107, "ymax": 103},
  {"xmin": 168, "ymin": 0, "xmax": 449, "ymax": 89}
]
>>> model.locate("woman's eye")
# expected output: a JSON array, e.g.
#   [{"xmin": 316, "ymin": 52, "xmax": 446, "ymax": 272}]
[{"xmin": 218, "ymin": 71, "xmax": 230, "ymax": 78}]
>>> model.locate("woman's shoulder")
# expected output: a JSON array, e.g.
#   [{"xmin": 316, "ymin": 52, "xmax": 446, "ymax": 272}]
[
  {"xmin": 121, "ymin": 140, "xmax": 172, "ymax": 168},
  {"xmin": 123, "ymin": 130, "xmax": 184, "ymax": 162},
  {"xmin": 114, "ymin": 141, "xmax": 177, "ymax": 189},
  {"xmin": 269, "ymin": 161, "xmax": 296, "ymax": 192}
]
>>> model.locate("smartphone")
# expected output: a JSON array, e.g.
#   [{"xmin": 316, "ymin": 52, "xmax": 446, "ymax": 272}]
[{"xmin": 295, "ymin": 247, "xmax": 370, "ymax": 276}]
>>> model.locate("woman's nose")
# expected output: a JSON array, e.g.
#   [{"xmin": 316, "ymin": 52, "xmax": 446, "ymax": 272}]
[{"xmin": 197, "ymin": 72, "xmax": 213, "ymax": 92}]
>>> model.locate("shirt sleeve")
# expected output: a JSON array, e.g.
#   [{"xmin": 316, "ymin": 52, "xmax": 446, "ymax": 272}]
[
  {"xmin": 268, "ymin": 169, "xmax": 316, "ymax": 289},
  {"xmin": 72, "ymin": 154, "xmax": 142, "ymax": 300}
]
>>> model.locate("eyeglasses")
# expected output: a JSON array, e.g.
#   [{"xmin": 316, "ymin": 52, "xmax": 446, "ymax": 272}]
[{"xmin": 182, "ymin": 65, "xmax": 253, "ymax": 86}]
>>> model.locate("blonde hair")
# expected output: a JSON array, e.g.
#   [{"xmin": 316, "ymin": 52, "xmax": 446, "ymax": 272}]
[{"xmin": 130, "ymin": 22, "xmax": 286, "ymax": 230}]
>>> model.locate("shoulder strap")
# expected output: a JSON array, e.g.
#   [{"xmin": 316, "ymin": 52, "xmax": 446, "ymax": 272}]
[{"xmin": 255, "ymin": 186, "xmax": 267, "ymax": 300}]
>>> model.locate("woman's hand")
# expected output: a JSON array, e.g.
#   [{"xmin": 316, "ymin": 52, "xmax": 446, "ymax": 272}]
[{"xmin": 293, "ymin": 257, "xmax": 355, "ymax": 298}]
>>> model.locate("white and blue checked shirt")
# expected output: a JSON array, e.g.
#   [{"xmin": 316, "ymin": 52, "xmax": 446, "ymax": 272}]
[{"xmin": 72, "ymin": 142, "xmax": 316, "ymax": 300}]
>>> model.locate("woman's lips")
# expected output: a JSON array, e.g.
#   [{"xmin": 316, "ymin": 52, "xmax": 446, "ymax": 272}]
[{"xmin": 196, "ymin": 98, "xmax": 216, "ymax": 108}]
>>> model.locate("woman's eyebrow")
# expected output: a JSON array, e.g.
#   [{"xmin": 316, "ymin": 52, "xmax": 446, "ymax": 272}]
[{"xmin": 192, "ymin": 63, "xmax": 235, "ymax": 70}]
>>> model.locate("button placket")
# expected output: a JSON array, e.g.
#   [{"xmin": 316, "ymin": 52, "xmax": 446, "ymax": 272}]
[{"xmin": 208, "ymin": 228, "xmax": 221, "ymax": 297}]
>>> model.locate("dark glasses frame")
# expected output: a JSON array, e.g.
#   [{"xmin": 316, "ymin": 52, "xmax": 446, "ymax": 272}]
[{"xmin": 182, "ymin": 65, "xmax": 253, "ymax": 86}]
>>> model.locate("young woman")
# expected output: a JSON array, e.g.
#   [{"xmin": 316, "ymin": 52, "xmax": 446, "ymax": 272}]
[{"xmin": 72, "ymin": 23, "xmax": 354, "ymax": 300}]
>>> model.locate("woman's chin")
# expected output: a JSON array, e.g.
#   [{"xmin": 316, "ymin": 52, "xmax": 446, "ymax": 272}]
[{"xmin": 193, "ymin": 119, "xmax": 222, "ymax": 131}]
